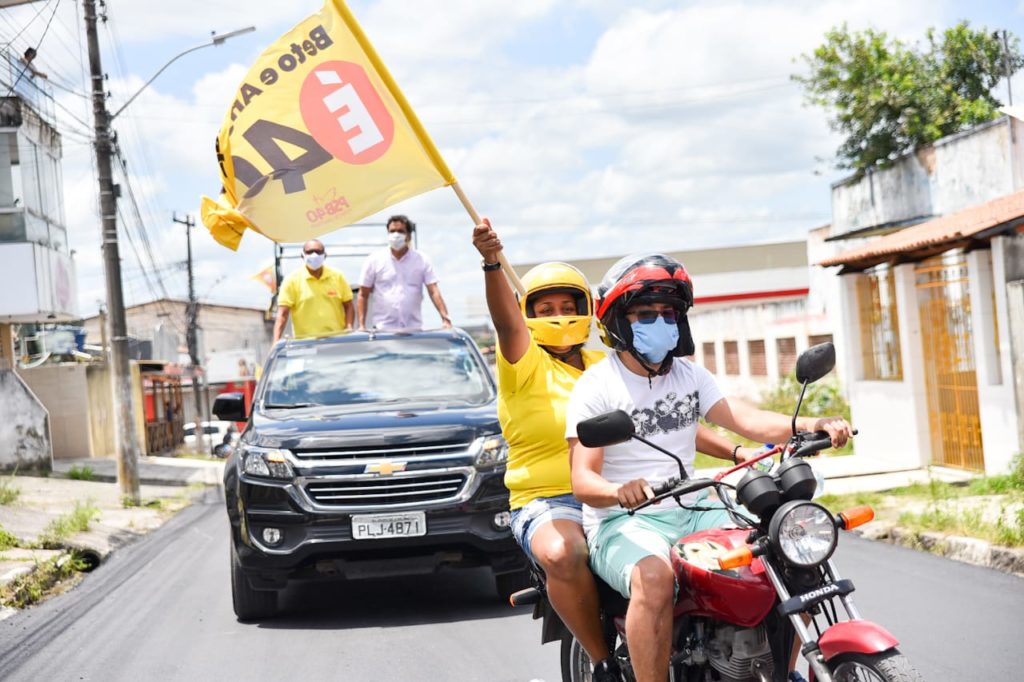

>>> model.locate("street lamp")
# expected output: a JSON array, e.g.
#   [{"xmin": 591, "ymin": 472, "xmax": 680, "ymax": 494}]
[{"xmin": 109, "ymin": 26, "xmax": 255, "ymax": 120}]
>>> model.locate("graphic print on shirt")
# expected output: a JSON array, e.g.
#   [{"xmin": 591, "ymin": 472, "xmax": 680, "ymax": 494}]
[{"xmin": 631, "ymin": 391, "xmax": 699, "ymax": 437}]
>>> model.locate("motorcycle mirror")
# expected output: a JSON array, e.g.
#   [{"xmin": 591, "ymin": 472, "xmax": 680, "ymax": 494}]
[
  {"xmin": 577, "ymin": 410, "xmax": 635, "ymax": 448},
  {"xmin": 795, "ymin": 342, "xmax": 836, "ymax": 385}
]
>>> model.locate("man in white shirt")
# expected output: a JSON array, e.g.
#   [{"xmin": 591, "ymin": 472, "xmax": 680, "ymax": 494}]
[
  {"xmin": 357, "ymin": 215, "xmax": 452, "ymax": 331},
  {"xmin": 566, "ymin": 253, "xmax": 853, "ymax": 682}
]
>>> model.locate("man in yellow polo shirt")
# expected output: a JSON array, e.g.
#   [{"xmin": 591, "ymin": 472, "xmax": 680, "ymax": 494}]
[{"xmin": 272, "ymin": 239, "xmax": 354, "ymax": 343}]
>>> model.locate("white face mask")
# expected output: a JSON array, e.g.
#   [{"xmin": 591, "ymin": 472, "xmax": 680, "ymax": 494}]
[
  {"xmin": 303, "ymin": 252, "xmax": 326, "ymax": 269},
  {"xmin": 387, "ymin": 231, "xmax": 408, "ymax": 250}
]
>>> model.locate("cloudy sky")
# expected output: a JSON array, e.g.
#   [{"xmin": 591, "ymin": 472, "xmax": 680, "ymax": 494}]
[{"xmin": 2, "ymin": 0, "xmax": 1022, "ymax": 326}]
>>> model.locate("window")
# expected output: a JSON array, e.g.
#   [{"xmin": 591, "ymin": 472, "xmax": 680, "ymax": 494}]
[
  {"xmin": 702, "ymin": 342, "xmax": 717, "ymax": 374},
  {"xmin": 856, "ymin": 266, "xmax": 903, "ymax": 380},
  {"xmin": 748, "ymin": 340, "xmax": 767, "ymax": 376},
  {"xmin": 808, "ymin": 334, "xmax": 833, "ymax": 348},
  {"xmin": 724, "ymin": 341, "xmax": 739, "ymax": 375},
  {"xmin": 777, "ymin": 337, "xmax": 797, "ymax": 377}
]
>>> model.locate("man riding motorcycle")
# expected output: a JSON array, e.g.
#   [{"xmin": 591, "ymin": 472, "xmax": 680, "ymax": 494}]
[
  {"xmin": 567, "ymin": 253, "xmax": 853, "ymax": 682},
  {"xmin": 473, "ymin": 225, "xmax": 764, "ymax": 682}
]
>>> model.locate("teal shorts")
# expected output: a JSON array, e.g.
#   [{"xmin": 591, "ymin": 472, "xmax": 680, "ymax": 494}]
[{"xmin": 588, "ymin": 498, "xmax": 730, "ymax": 598}]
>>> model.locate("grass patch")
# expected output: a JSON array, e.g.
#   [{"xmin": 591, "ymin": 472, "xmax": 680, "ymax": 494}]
[
  {"xmin": 0, "ymin": 525, "xmax": 20, "ymax": 551},
  {"xmin": 0, "ymin": 554, "xmax": 89, "ymax": 609},
  {"xmin": 0, "ymin": 473, "xmax": 19, "ymax": 505},
  {"xmin": 897, "ymin": 502, "xmax": 1024, "ymax": 548},
  {"xmin": 37, "ymin": 500, "xmax": 100, "ymax": 548},
  {"xmin": 122, "ymin": 496, "xmax": 165, "ymax": 510},
  {"xmin": 66, "ymin": 465, "xmax": 95, "ymax": 481}
]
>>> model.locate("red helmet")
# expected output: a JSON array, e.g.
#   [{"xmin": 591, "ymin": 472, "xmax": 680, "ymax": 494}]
[{"xmin": 596, "ymin": 253, "xmax": 695, "ymax": 358}]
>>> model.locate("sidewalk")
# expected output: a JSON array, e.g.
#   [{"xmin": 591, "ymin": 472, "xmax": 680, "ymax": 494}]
[{"xmin": 0, "ymin": 456, "xmax": 224, "ymax": 618}]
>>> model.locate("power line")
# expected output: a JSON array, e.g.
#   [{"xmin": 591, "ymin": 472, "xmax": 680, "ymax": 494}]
[{"xmin": 1, "ymin": 0, "xmax": 54, "ymax": 48}]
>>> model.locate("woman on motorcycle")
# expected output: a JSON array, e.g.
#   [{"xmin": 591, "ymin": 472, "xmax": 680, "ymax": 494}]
[
  {"xmin": 567, "ymin": 253, "xmax": 853, "ymax": 682},
  {"xmin": 473, "ymin": 223, "xmax": 758, "ymax": 682}
]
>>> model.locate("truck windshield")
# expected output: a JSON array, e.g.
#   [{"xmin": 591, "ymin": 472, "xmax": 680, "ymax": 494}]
[{"xmin": 261, "ymin": 337, "xmax": 494, "ymax": 409}]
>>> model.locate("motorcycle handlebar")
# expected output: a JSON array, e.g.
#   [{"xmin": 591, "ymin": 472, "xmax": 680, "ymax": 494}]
[{"xmin": 628, "ymin": 478, "xmax": 714, "ymax": 515}]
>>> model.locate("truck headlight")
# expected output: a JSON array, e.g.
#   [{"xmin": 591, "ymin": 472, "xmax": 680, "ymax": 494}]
[
  {"xmin": 474, "ymin": 435, "xmax": 508, "ymax": 468},
  {"xmin": 241, "ymin": 447, "xmax": 294, "ymax": 480},
  {"xmin": 769, "ymin": 501, "xmax": 837, "ymax": 567}
]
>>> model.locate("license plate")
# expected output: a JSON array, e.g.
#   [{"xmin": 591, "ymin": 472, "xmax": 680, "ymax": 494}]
[{"xmin": 351, "ymin": 512, "xmax": 426, "ymax": 540}]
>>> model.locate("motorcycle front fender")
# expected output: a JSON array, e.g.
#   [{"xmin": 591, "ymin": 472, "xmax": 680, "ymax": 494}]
[{"xmin": 817, "ymin": 620, "xmax": 899, "ymax": 661}]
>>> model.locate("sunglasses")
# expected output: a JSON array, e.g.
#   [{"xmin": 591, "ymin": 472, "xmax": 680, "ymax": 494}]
[
  {"xmin": 629, "ymin": 309, "xmax": 679, "ymax": 324},
  {"xmin": 304, "ymin": 248, "xmax": 324, "ymax": 255}
]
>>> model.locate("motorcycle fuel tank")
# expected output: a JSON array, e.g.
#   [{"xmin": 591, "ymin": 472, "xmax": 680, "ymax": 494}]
[{"xmin": 672, "ymin": 528, "xmax": 776, "ymax": 627}]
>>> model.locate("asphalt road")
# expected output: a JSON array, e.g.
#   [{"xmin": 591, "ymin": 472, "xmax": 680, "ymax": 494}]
[{"xmin": 1, "ymin": 492, "xmax": 1021, "ymax": 681}]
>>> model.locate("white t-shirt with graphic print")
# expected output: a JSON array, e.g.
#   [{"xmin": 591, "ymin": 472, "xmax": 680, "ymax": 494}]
[{"xmin": 565, "ymin": 353, "xmax": 725, "ymax": 538}]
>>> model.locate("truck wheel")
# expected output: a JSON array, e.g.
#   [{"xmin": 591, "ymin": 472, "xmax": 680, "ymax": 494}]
[
  {"xmin": 494, "ymin": 568, "xmax": 532, "ymax": 602},
  {"xmin": 230, "ymin": 542, "xmax": 277, "ymax": 621}
]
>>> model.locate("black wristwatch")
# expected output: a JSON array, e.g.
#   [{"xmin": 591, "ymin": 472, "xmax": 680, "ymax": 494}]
[
  {"xmin": 732, "ymin": 444, "xmax": 741, "ymax": 465},
  {"xmin": 481, "ymin": 259, "xmax": 502, "ymax": 272}
]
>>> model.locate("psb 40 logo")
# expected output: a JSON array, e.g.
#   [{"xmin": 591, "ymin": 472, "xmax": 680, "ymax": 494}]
[{"xmin": 306, "ymin": 188, "xmax": 350, "ymax": 225}]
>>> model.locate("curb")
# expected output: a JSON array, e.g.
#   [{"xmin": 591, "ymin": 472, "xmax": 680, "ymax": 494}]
[{"xmin": 854, "ymin": 521, "xmax": 1024, "ymax": 578}]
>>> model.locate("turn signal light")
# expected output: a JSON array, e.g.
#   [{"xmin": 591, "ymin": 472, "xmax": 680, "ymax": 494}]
[
  {"xmin": 839, "ymin": 505, "xmax": 875, "ymax": 530},
  {"xmin": 718, "ymin": 546, "xmax": 754, "ymax": 570}
]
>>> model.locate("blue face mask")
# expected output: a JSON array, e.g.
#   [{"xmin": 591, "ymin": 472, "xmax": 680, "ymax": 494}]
[{"xmin": 631, "ymin": 318, "xmax": 679, "ymax": 364}]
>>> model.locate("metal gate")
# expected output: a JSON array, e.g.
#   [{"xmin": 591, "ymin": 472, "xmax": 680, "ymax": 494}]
[{"xmin": 915, "ymin": 256, "xmax": 984, "ymax": 471}]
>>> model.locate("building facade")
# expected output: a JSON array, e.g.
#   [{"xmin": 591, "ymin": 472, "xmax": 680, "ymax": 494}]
[{"xmin": 819, "ymin": 116, "xmax": 1023, "ymax": 476}]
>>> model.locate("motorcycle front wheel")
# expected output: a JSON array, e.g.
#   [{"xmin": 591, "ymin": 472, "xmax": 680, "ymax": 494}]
[{"xmin": 828, "ymin": 649, "xmax": 924, "ymax": 682}]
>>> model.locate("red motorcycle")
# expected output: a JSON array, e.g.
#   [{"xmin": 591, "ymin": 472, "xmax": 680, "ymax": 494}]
[{"xmin": 512, "ymin": 342, "xmax": 923, "ymax": 682}]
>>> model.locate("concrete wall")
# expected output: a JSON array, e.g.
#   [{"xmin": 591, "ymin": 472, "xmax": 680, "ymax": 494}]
[
  {"xmin": 18, "ymin": 364, "xmax": 92, "ymax": 459},
  {"xmin": 18, "ymin": 362, "xmax": 146, "ymax": 459},
  {"xmin": 831, "ymin": 151, "xmax": 934, "ymax": 233},
  {"xmin": 831, "ymin": 117, "xmax": 1023, "ymax": 236},
  {"xmin": 0, "ymin": 368, "xmax": 51, "ymax": 471},
  {"xmin": 932, "ymin": 118, "xmax": 1020, "ymax": 215}
]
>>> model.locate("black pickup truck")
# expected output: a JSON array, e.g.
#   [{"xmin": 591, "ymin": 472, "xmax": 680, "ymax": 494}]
[{"xmin": 215, "ymin": 329, "xmax": 527, "ymax": 620}]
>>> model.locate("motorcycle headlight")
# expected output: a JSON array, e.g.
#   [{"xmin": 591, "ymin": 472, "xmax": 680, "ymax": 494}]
[
  {"xmin": 473, "ymin": 434, "xmax": 508, "ymax": 468},
  {"xmin": 769, "ymin": 501, "xmax": 837, "ymax": 567},
  {"xmin": 241, "ymin": 447, "xmax": 294, "ymax": 480}
]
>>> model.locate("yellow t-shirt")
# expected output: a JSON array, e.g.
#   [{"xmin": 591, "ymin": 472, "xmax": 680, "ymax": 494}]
[
  {"xmin": 497, "ymin": 340, "xmax": 605, "ymax": 509},
  {"xmin": 278, "ymin": 265, "xmax": 353, "ymax": 338}
]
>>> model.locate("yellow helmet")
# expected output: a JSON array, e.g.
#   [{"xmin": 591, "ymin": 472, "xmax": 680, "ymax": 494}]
[{"xmin": 519, "ymin": 262, "xmax": 593, "ymax": 347}]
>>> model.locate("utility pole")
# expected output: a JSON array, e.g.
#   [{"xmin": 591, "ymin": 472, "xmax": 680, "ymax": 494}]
[
  {"xmin": 85, "ymin": 0, "xmax": 140, "ymax": 503},
  {"xmin": 174, "ymin": 212, "xmax": 207, "ymax": 455}
]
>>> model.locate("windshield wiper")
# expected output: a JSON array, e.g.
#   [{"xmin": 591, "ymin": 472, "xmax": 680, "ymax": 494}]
[{"xmin": 263, "ymin": 402, "xmax": 320, "ymax": 409}]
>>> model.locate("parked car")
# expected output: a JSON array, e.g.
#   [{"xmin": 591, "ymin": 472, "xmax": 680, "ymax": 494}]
[
  {"xmin": 215, "ymin": 329, "xmax": 527, "ymax": 620},
  {"xmin": 183, "ymin": 421, "xmax": 239, "ymax": 457}
]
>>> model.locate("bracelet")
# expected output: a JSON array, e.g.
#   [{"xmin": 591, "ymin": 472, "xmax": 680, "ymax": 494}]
[
  {"xmin": 481, "ymin": 260, "xmax": 502, "ymax": 272},
  {"xmin": 732, "ymin": 444, "xmax": 741, "ymax": 465}
]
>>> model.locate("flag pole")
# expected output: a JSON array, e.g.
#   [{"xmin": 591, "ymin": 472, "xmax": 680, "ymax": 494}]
[{"xmin": 451, "ymin": 181, "xmax": 525, "ymax": 294}]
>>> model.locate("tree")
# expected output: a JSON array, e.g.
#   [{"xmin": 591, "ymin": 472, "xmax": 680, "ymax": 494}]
[{"xmin": 794, "ymin": 22, "xmax": 1023, "ymax": 172}]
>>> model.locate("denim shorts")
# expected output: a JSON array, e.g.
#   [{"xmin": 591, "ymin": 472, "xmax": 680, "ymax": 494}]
[{"xmin": 509, "ymin": 493, "xmax": 583, "ymax": 563}]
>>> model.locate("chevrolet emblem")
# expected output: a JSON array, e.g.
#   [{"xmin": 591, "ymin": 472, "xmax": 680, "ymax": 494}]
[{"xmin": 365, "ymin": 461, "xmax": 407, "ymax": 476}]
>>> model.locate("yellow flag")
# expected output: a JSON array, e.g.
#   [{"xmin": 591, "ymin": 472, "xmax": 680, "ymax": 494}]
[
  {"xmin": 201, "ymin": 0, "xmax": 455, "ymax": 250},
  {"xmin": 250, "ymin": 264, "xmax": 277, "ymax": 293}
]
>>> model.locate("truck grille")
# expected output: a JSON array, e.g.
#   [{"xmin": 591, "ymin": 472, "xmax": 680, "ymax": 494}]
[
  {"xmin": 292, "ymin": 441, "xmax": 470, "ymax": 461},
  {"xmin": 305, "ymin": 473, "xmax": 468, "ymax": 507}
]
